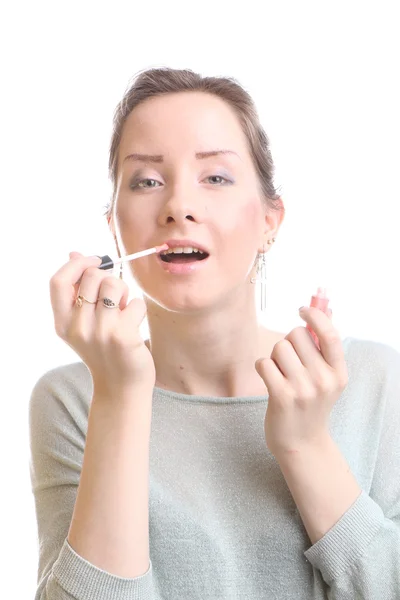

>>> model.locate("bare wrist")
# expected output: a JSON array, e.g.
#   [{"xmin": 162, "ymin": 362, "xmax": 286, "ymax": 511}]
[{"xmin": 92, "ymin": 380, "xmax": 154, "ymax": 406}]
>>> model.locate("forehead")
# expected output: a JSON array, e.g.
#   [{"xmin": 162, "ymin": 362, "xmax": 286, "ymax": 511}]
[{"xmin": 119, "ymin": 92, "xmax": 249, "ymax": 153}]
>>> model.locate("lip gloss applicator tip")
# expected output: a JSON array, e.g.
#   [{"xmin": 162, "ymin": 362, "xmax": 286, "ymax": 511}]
[{"xmin": 155, "ymin": 243, "xmax": 169, "ymax": 253}]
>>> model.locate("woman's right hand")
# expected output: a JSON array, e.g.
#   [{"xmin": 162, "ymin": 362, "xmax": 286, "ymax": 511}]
[{"xmin": 49, "ymin": 252, "xmax": 156, "ymax": 393}]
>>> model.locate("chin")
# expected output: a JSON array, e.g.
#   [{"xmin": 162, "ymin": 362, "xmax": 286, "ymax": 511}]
[{"xmin": 142, "ymin": 290, "xmax": 214, "ymax": 315}]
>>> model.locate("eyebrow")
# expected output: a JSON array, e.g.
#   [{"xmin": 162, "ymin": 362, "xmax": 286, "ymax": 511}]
[{"xmin": 123, "ymin": 149, "xmax": 241, "ymax": 164}]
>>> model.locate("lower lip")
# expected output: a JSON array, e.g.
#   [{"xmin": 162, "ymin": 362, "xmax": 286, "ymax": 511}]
[{"xmin": 156, "ymin": 253, "xmax": 210, "ymax": 274}]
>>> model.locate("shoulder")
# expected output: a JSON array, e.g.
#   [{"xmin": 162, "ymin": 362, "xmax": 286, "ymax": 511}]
[
  {"xmin": 29, "ymin": 361, "xmax": 93, "ymax": 426},
  {"xmin": 339, "ymin": 336, "xmax": 400, "ymax": 417},
  {"xmin": 343, "ymin": 335, "xmax": 400, "ymax": 378},
  {"xmin": 328, "ymin": 337, "xmax": 400, "ymax": 445},
  {"xmin": 29, "ymin": 362, "xmax": 93, "ymax": 494},
  {"xmin": 31, "ymin": 361, "xmax": 92, "ymax": 398}
]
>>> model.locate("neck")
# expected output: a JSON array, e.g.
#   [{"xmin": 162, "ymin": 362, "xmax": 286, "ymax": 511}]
[{"xmin": 145, "ymin": 295, "xmax": 279, "ymax": 398}]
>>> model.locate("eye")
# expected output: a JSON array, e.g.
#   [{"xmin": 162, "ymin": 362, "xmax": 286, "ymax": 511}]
[
  {"xmin": 204, "ymin": 175, "xmax": 232, "ymax": 185},
  {"xmin": 130, "ymin": 178, "xmax": 161, "ymax": 190},
  {"xmin": 130, "ymin": 174, "xmax": 232, "ymax": 190}
]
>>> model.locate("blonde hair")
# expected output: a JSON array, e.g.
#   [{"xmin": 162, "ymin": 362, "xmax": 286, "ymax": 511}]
[{"xmin": 105, "ymin": 67, "xmax": 282, "ymax": 219}]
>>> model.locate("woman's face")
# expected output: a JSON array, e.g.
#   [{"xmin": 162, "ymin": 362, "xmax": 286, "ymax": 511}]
[{"xmin": 113, "ymin": 91, "xmax": 270, "ymax": 313}]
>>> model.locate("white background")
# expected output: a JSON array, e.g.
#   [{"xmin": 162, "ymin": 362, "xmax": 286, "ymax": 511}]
[{"xmin": 1, "ymin": 0, "xmax": 399, "ymax": 596}]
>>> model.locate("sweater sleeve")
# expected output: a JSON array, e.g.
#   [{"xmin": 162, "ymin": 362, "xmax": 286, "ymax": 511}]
[
  {"xmin": 28, "ymin": 365, "xmax": 155, "ymax": 600},
  {"xmin": 303, "ymin": 342, "xmax": 400, "ymax": 599}
]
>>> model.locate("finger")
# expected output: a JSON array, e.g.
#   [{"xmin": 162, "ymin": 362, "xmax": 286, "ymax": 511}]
[
  {"xmin": 269, "ymin": 338, "xmax": 305, "ymax": 380},
  {"xmin": 69, "ymin": 253, "xmax": 101, "ymax": 289},
  {"xmin": 50, "ymin": 255, "xmax": 102, "ymax": 326},
  {"xmin": 123, "ymin": 296, "xmax": 147, "ymax": 324},
  {"xmin": 118, "ymin": 297, "xmax": 148, "ymax": 344},
  {"xmin": 299, "ymin": 306, "xmax": 345, "ymax": 374},
  {"xmin": 255, "ymin": 357, "xmax": 285, "ymax": 398},
  {"xmin": 95, "ymin": 276, "xmax": 130, "ymax": 331},
  {"xmin": 69, "ymin": 252, "xmax": 85, "ymax": 296},
  {"xmin": 72, "ymin": 267, "xmax": 113, "ymax": 335}
]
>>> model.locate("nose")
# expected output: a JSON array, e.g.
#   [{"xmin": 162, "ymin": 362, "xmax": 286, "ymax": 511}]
[{"xmin": 157, "ymin": 183, "xmax": 198, "ymax": 225}]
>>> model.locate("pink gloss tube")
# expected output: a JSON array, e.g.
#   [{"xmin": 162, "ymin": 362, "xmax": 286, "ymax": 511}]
[{"xmin": 306, "ymin": 287, "xmax": 330, "ymax": 350}]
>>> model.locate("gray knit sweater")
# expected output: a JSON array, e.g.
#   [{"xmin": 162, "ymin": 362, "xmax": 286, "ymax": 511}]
[{"xmin": 29, "ymin": 336, "xmax": 400, "ymax": 599}]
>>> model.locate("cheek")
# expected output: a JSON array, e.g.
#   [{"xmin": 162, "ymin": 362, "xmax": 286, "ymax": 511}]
[
  {"xmin": 223, "ymin": 199, "xmax": 261, "ymax": 244},
  {"xmin": 208, "ymin": 200, "xmax": 261, "ymax": 274},
  {"xmin": 115, "ymin": 200, "xmax": 157, "ymax": 282},
  {"xmin": 225, "ymin": 200, "xmax": 261, "ymax": 266},
  {"xmin": 242, "ymin": 199, "xmax": 261, "ymax": 224},
  {"xmin": 115, "ymin": 198, "xmax": 149, "ymax": 244}
]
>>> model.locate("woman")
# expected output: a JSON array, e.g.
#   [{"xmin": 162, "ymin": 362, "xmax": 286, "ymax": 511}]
[{"xmin": 29, "ymin": 68, "xmax": 400, "ymax": 599}]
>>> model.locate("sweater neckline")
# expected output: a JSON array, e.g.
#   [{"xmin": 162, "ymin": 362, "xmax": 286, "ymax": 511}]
[
  {"xmin": 153, "ymin": 384, "xmax": 269, "ymax": 404},
  {"xmin": 152, "ymin": 336, "xmax": 352, "ymax": 404}
]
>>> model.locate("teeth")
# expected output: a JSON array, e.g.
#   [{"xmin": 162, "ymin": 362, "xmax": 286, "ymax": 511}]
[{"xmin": 162, "ymin": 246, "xmax": 205, "ymax": 255}]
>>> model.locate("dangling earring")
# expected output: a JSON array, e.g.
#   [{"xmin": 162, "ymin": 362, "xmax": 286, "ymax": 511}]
[
  {"xmin": 250, "ymin": 238, "xmax": 276, "ymax": 312},
  {"xmin": 114, "ymin": 237, "xmax": 123, "ymax": 280}
]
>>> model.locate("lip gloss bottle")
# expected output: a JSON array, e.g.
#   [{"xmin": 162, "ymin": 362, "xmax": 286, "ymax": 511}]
[{"xmin": 306, "ymin": 287, "xmax": 330, "ymax": 350}]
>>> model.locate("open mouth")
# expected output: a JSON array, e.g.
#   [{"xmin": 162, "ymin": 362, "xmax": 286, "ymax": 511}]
[{"xmin": 160, "ymin": 252, "xmax": 209, "ymax": 263}]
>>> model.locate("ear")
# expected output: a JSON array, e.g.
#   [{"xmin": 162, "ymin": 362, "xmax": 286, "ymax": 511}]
[
  {"xmin": 260, "ymin": 196, "xmax": 285, "ymax": 251},
  {"xmin": 107, "ymin": 214, "xmax": 115, "ymax": 237}
]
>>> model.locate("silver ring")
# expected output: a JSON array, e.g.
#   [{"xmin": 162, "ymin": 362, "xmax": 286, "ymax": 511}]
[{"xmin": 101, "ymin": 297, "xmax": 119, "ymax": 309}]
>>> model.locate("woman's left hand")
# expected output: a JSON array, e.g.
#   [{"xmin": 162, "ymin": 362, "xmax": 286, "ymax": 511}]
[{"xmin": 255, "ymin": 307, "xmax": 349, "ymax": 458}]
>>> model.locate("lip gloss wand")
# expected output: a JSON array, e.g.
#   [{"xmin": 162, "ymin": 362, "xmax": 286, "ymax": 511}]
[{"xmin": 96, "ymin": 243, "xmax": 169, "ymax": 271}]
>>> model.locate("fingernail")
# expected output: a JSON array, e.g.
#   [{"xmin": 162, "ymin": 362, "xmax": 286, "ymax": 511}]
[{"xmin": 299, "ymin": 306, "xmax": 306, "ymax": 312}]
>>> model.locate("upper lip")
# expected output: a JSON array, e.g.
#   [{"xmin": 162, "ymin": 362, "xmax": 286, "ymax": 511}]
[{"xmin": 161, "ymin": 239, "xmax": 210, "ymax": 254}]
